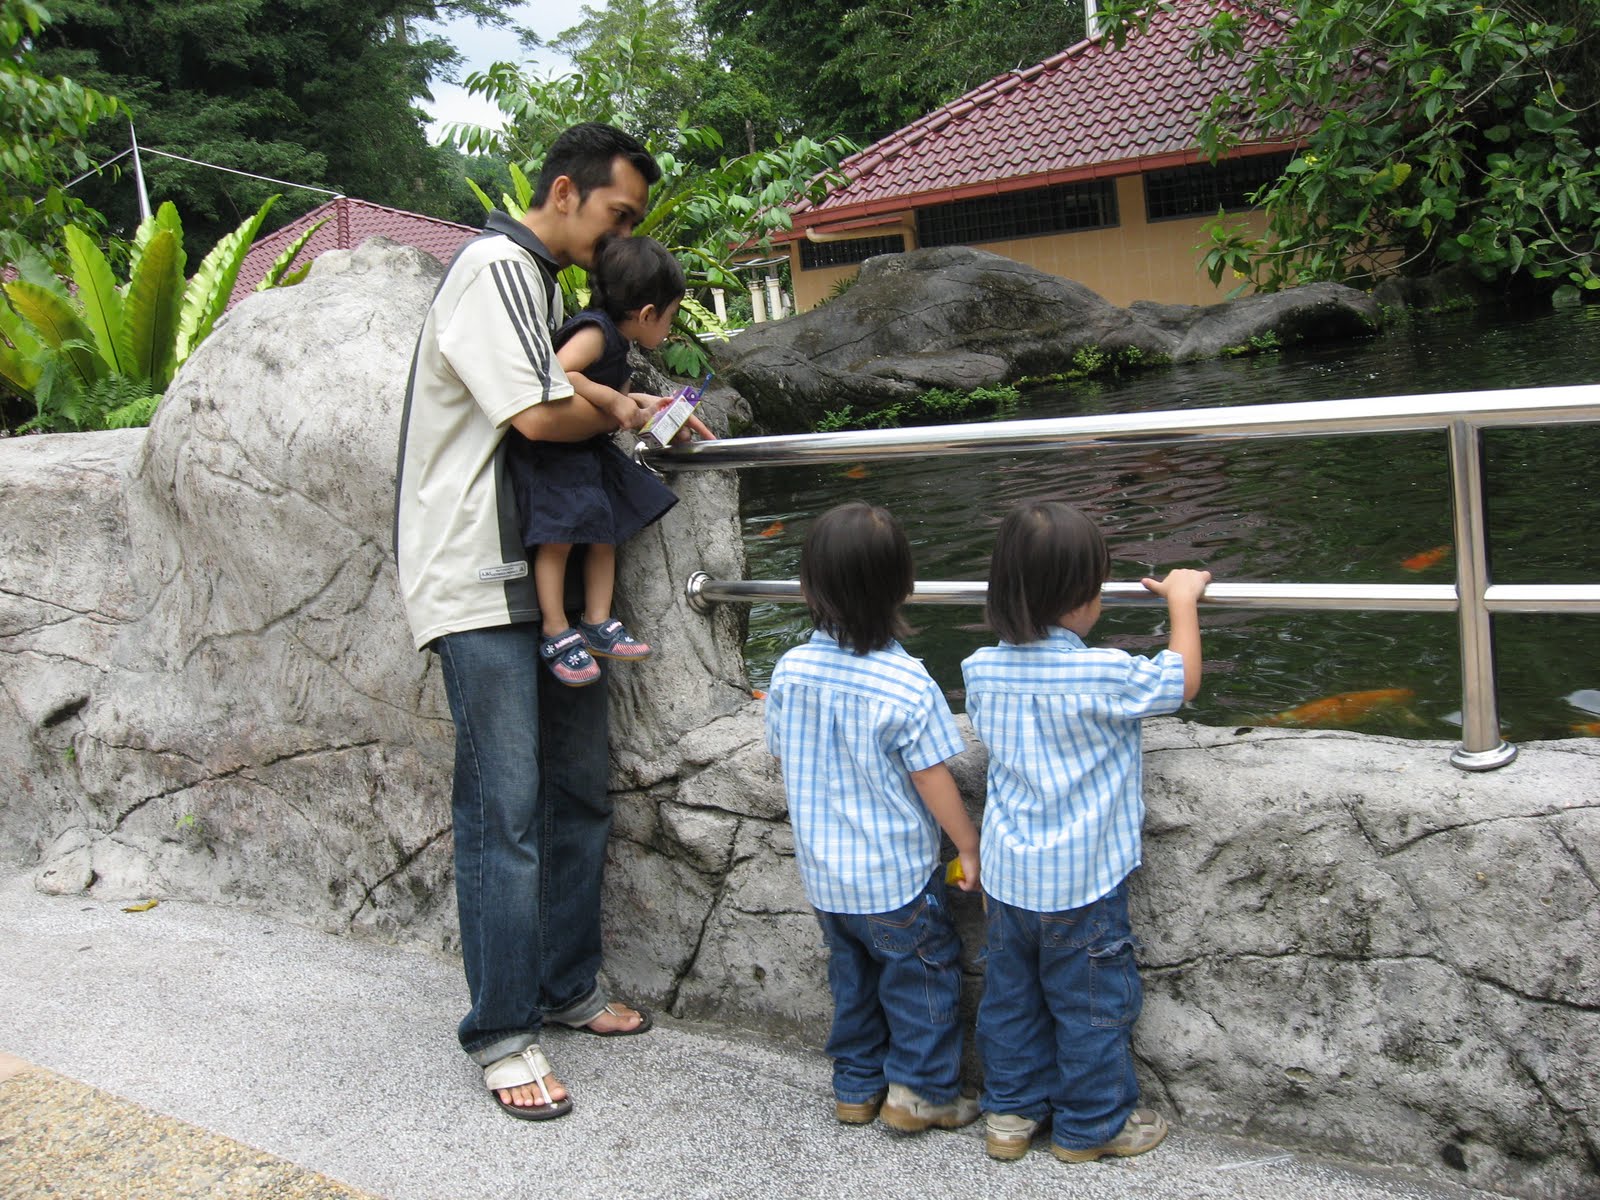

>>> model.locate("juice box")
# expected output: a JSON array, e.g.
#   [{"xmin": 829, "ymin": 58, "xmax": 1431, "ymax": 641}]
[{"xmin": 640, "ymin": 372, "xmax": 711, "ymax": 449}]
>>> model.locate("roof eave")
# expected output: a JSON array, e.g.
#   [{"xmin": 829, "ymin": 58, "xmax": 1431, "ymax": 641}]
[{"xmin": 789, "ymin": 140, "xmax": 1303, "ymax": 235}]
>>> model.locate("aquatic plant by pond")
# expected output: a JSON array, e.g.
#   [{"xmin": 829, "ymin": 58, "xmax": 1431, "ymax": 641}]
[{"xmin": 740, "ymin": 304, "xmax": 1600, "ymax": 742}]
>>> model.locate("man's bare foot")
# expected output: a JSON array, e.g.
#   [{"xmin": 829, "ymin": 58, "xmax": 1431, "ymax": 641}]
[
  {"xmin": 584, "ymin": 1001, "xmax": 646, "ymax": 1034},
  {"xmin": 496, "ymin": 1072, "xmax": 567, "ymax": 1111}
]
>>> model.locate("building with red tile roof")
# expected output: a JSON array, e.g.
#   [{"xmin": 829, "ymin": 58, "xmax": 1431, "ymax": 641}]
[
  {"xmin": 229, "ymin": 196, "xmax": 479, "ymax": 309},
  {"xmin": 784, "ymin": 0, "xmax": 1297, "ymax": 309}
]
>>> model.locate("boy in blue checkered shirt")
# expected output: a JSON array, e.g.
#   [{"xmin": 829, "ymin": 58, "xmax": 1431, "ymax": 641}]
[
  {"xmin": 764, "ymin": 502, "xmax": 983, "ymax": 1134},
  {"xmin": 961, "ymin": 501, "xmax": 1209, "ymax": 1164}
]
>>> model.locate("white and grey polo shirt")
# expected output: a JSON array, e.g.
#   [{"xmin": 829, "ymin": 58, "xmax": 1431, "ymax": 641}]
[{"xmin": 394, "ymin": 212, "xmax": 570, "ymax": 650}]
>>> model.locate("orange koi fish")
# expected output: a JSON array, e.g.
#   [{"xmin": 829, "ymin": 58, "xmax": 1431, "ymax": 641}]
[
  {"xmin": 842, "ymin": 465, "xmax": 870, "ymax": 479},
  {"xmin": 1571, "ymin": 722, "xmax": 1600, "ymax": 737},
  {"xmin": 751, "ymin": 689, "xmax": 767, "ymax": 700},
  {"xmin": 758, "ymin": 521, "xmax": 785, "ymax": 538},
  {"xmin": 1261, "ymin": 687, "xmax": 1417, "ymax": 728},
  {"xmin": 1401, "ymin": 544, "xmax": 1451, "ymax": 572}
]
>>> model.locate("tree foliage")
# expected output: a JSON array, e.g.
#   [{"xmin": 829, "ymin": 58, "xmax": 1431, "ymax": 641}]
[
  {"xmin": 697, "ymin": 0, "xmax": 1086, "ymax": 142},
  {"xmin": 24, "ymin": 0, "xmax": 524, "ymax": 259},
  {"xmin": 0, "ymin": 0, "xmax": 120, "ymax": 265},
  {"xmin": 1100, "ymin": 0, "xmax": 1600, "ymax": 299}
]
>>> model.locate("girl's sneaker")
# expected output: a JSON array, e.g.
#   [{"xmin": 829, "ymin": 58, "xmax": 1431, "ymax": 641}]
[
  {"xmin": 579, "ymin": 618, "xmax": 652, "ymax": 661},
  {"xmin": 540, "ymin": 628, "xmax": 601, "ymax": 686}
]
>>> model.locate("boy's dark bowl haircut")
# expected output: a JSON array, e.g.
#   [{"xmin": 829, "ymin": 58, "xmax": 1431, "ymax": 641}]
[
  {"xmin": 800, "ymin": 502, "xmax": 913, "ymax": 655},
  {"xmin": 987, "ymin": 501, "xmax": 1110, "ymax": 644}
]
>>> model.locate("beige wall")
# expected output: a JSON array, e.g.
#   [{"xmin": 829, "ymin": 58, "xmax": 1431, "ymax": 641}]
[{"xmin": 790, "ymin": 173, "xmax": 1272, "ymax": 311}]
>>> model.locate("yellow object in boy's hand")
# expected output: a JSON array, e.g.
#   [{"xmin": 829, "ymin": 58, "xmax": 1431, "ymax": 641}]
[{"xmin": 945, "ymin": 858, "xmax": 965, "ymax": 886}]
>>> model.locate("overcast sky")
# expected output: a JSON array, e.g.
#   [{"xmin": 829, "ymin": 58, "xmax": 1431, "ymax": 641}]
[{"xmin": 418, "ymin": 1, "xmax": 589, "ymax": 142}]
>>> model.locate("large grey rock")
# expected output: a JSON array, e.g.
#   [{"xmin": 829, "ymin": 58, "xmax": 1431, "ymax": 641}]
[
  {"xmin": 1, "ymin": 238, "xmax": 1594, "ymax": 1199},
  {"xmin": 711, "ymin": 246, "xmax": 1381, "ymax": 432}
]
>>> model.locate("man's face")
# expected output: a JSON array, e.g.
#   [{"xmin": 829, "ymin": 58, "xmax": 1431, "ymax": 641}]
[{"xmin": 564, "ymin": 156, "xmax": 651, "ymax": 269}]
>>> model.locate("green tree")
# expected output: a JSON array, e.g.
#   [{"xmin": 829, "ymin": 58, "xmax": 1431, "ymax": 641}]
[
  {"xmin": 26, "ymin": 0, "xmax": 524, "ymax": 259},
  {"xmin": 0, "ymin": 0, "xmax": 120, "ymax": 266},
  {"xmin": 1098, "ymin": 0, "xmax": 1600, "ymax": 299},
  {"xmin": 696, "ymin": 0, "xmax": 1087, "ymax": 142}
]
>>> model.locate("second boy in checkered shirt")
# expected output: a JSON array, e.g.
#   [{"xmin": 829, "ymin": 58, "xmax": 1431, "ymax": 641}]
[
  {"xmin": 764, "ymin": 502, "xmax": 982, "ymax": 1134},
  {"xmin": 962, "ymin": 500, "xmax": 1209, "ymax": 1164}
]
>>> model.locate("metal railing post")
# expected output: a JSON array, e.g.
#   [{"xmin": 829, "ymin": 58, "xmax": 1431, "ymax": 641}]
[{"xmin": 1447, "ymin": 420, "xmax": 1516, "ymax": 769}]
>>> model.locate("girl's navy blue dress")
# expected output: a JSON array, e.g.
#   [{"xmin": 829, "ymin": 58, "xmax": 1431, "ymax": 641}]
[{"xmin": 507, "ymin": 310, "xmax": 678, "ymax": 548}]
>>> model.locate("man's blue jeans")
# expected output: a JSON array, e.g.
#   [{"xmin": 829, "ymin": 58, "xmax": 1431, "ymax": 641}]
[
  {"xmin": 977, "ymin": 879, "xmax": 1143, "ymax": 1150},
  {"xmin": 436, "ymin": 623, "xmax": 613, "ymax": 1065},
  {"xmin": 815, "ymin": 871, "xmax": 964, "ymax": 1105}
]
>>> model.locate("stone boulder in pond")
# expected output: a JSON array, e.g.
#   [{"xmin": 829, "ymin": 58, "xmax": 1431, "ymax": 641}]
[{"xmin": 711, "ymin": 246, "xmax": 1381, "ymax": 432}]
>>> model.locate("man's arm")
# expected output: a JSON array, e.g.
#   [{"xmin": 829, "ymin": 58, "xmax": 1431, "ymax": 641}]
[{"xmin": 507, "ymin": 394, "xmax": 620, "ymax": 443}]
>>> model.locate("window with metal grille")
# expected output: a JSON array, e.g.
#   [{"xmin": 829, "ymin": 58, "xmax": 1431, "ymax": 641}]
[
  {"xmin": 915, "ymin": 180, "xmax": 1118, "ymax": 247},
  {"xmin": 797, "ymin": 233, "xmax": 907, "ymax": 270},
  {"xmin": 1143, "ymin": 152, "xmax": 1292, "ymax": 221}
]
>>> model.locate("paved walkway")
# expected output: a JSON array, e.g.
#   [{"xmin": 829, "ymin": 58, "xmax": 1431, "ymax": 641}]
[{"xmin": 0, "ymin": 871, "xmax": 1505, "ymax": 1200}]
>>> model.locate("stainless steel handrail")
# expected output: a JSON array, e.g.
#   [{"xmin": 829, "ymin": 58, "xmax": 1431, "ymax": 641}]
[
  {"xmin": 664, "ymin": 383, "xmax": 1600, "ymax": 771},
  {"xmin": 645, "ymin": 385, "xmax": 1600, "ymax": 471}
]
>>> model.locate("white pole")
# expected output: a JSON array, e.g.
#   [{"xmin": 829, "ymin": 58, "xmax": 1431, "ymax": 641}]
[
  {"xmin": 129, "ymin": 121, "xmax": 152, "ymax": 222},
  {"xmin": 711, "ymin": 287, "xmax": 727, "ymax": 322},
  {"xmin": 749, "ymin": 280, "xmax": 767, "ymax": 323},
  {"xmin": 765, "ymin": 274, "xmax": 782, "ymax": 321}
]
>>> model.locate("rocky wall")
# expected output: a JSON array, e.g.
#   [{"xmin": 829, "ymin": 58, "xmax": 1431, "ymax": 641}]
[{"xmin": 0, "ymin": 240, "xmax": 1593, "ymax": 1199}]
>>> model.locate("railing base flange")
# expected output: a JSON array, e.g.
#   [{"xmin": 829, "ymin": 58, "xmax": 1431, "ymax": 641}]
[
  {"xmin": 1450, "ymin": 741, "xmax": 1518, "ymax": 771},
  {"xmin": 685, "ymin": 570, "xmax": 715, "ymax": 616}
]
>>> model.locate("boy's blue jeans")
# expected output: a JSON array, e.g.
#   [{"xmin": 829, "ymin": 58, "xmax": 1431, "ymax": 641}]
[
  {"xmin": 815, "ymin": 871, "xmax": 964, "ymax": 1105},
  {"xmin": 977, "ymin": 879, "xmax": 1143, "ymax": 1150},
  {"xmin": 436, "ymin": 624, "xmax": 614, "ymax": 1065}
]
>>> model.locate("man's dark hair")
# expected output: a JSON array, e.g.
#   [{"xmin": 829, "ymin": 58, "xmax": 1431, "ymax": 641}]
[
  {"xmin": 532, "ymin": 122, "xmax": 661, "ymax": 207},
  {"xmin": 800, "ymin": 502, "xmax": 914, "ymax": 655},
  {"xmin": 588, "ymin": 234, "xmax": 685, "ymax": 321},
  {"xmin": 986, "ymin": 501, "xmax": 1110, "ymax": 644}
]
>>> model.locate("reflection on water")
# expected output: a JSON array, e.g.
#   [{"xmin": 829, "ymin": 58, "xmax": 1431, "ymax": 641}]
[{"xmin": 737, "ymin": 305, "xmax": 1600, "ymax": 742}]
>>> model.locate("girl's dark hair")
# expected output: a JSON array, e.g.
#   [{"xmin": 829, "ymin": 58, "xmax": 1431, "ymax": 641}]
[
  {"xmin": 986, "ymin": 501, "xmax": 1111, "ymax": 644},
  {"xmin": 532, "ymin": 121, "xmax": 660, "ymax": 206},
  {"xmin": 588, "ymin": 234, "xmax": 686, "ymax": 322},
  {"xmin": 800, "ymin": 502, "xmax": 914, "ymax": 654}
]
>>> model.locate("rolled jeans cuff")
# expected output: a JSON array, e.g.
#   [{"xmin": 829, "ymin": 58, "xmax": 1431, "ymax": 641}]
[
  {"xmin": 545, "ymin": 983, "xmax": 608, "ymax": 1029},
  {"xmin": 467, "ymin": 1031, "xmax": 540, "ymax": 1068}
]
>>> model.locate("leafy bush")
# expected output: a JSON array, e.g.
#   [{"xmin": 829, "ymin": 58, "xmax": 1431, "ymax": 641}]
[
  {"xmin": 809, "ymin": 384, "xmax": 1020, "ymax": 432},
  {"xmin": 1, "ymin": 197, "xmax": 310, "ymax": 432}
]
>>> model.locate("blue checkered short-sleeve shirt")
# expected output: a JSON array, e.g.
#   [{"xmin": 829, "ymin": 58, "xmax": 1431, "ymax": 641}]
[
  {"xmin": 765, "ymin": 631, "xmax": 966, "ymax": 914},
  {"xmin": 961, "ymin": 628, "xmax": 1185, "ymax": 912}
]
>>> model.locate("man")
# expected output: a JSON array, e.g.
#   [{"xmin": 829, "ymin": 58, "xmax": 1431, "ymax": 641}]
[{"xmin": 394, "ymin": 123, "xmax": 659, "ymax": 1120}]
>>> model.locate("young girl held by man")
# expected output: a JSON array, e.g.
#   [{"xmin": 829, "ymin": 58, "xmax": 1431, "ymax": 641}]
[{"xmin": 508, "ymin": 233, "xmax": 711, "ymax": 686}]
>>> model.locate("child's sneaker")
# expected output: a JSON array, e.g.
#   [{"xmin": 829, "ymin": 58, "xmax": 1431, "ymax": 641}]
[
  {"xmin": 834, "ymin": 1089, "xmax": 886, "ymax": 1125},
  {"xmin": 878, "ymin": 1083, "xmax": 980, "ymax": 1133},
  {"xmin": 578, "ymin": 617, "xmax": 652, "ymax": 661},
  {"xmin": 540, "ymin": 628, "xmax": 601, "ymax": 687},
  {"xmin": 1050, "ymin": 1108, "xmax": 1169, "ymax": 1162},
  {"xmin": 986, "ymin": 1113, "xmax": 1042, "ymax": 1160}
]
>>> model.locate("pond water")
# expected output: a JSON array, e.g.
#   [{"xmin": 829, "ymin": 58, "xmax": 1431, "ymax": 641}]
[{"xmin": 735, "ymin": 303, "xmax": 1600, "ymax": 743}]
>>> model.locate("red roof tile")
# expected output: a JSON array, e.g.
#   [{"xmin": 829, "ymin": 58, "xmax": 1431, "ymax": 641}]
[
  {"xmin": 793, "ymin": 0, "xmax": 1292, "ymax": 231},
  {"xmin": 229, "ymin": 196, "xmax": 478, "ymax": 309}
]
